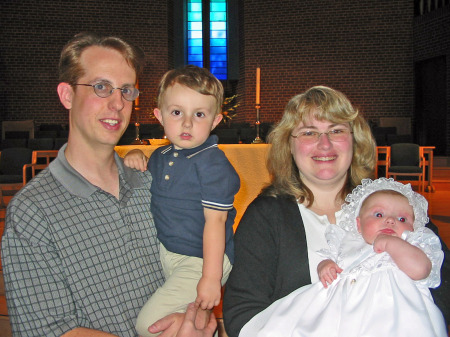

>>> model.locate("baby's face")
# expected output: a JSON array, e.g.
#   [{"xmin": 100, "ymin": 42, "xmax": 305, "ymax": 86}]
[
  {"xmin": 356, "ymin": 192, "xmax": 414, "ymax": 244},
  {"xmin": 154, "ymin": 83, "xmax": 222, "ymax": 150}
]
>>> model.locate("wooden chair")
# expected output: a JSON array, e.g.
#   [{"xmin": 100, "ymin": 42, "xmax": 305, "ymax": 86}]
[
  {"xmin": 23, "ymin": 150, "xmax": 59, "ymax": 184},
  {"xmin": 0, "ymin": 148, "xmax": 33, "ymax": 207},
  {"xmin": 386, "ymin": 143, "xmax": 425, "ymax": 192}
]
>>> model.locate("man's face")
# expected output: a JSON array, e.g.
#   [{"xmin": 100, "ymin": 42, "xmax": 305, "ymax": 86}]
[{"xmin": 66, "ymin": 46, "xmax": 136, "ymax": 149}]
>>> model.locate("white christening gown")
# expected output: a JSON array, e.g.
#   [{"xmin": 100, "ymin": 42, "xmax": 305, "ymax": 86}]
[{"xmin": 239, "ymin": 226, "xmax": 446, "ymax": 337}]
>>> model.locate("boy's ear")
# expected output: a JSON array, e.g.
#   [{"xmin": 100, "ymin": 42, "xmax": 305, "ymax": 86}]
[
  {"xmin": 153, "ymin": 108, "xmax": 163, "ymax": 125},
  {"xmin": 356, "ymin": 217, "xmax": 362, "ymax": 233},
  {"xmin": 57, "ymin": 82, "xmax": 73, "ymax": 109},
  {"xmin": 211, "ymin": 113, "xmax": 223, "ymax": 130}
]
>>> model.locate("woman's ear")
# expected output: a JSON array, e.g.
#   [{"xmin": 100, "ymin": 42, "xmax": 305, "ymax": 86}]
[
  {"xmin": 57, "ymin": 82, "xmax": 73, "ymax": 109},
  {"xmin": 153, "ymin": 108, "xmax": 163, "ymax": 125}
]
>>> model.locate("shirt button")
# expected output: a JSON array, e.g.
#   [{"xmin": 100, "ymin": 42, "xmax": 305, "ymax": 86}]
[
  {"xmin": 173, "ymin": 152, "xmax": 178, "ymax": 157},
  {"xmin": 169, "ymin": 161, "xmax": 174, "ymax": 166},
  {"xmin": 165, "ymin": 175, "xmax": 170, "ymax": 180}
]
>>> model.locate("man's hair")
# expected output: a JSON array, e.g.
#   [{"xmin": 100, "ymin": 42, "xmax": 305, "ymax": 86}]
[
  {"xmin": 59, "ymin": 32, "xmax": 145, "ymax": 85},
  {"xmin": 264, "ymin": 86, "xmax": 376, "ymax": 205},
  {"xmin": 156, "ymin": 65, "xmax": 224, "ymax": 115}
]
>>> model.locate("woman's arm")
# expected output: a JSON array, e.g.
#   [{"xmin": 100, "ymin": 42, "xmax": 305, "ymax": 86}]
[
  {"xmin": 427, "ymin": 220, "xmax": 450, "ymax": 328},
  {"xmin": 223, "ymin": 195, "xmax": 311, "ymax": 337}
]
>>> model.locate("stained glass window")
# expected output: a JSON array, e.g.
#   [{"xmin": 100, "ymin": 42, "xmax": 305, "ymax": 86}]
[{"xmin": 187, "ymin": 0, "xmax": 227, "ymax": 79}]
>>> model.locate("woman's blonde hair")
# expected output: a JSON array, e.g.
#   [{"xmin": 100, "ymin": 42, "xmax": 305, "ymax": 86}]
[{"xmin": 264, "ymin": 86, "xmax": 376, "ymax": 205}]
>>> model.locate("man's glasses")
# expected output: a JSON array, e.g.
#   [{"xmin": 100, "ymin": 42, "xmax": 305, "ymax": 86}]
[
  {"xmin": 74, "ymin": 82, "xmax": 140, "ymax": 101},
  {"xmin": 291, "ymin": 128, "xmax": 353, "ymax": 144}
]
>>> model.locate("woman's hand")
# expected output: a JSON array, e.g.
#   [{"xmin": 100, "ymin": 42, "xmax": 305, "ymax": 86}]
[{"xmin": 317, "ymin": 259, "xmax": 343, "ymax": 288}]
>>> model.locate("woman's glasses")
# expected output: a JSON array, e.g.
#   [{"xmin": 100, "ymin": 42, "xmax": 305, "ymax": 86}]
[{"xmin": 291, "ymin": 128, "xmax": 353, "ymax": 144}]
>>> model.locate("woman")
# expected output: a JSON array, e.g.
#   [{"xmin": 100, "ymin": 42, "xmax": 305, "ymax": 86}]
[{"xmin": 222, "ymin": 86, "xmax": 450, "ymax": 337}]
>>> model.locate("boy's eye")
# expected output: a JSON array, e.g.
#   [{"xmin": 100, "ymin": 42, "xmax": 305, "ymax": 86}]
[
  {"xmin": 195, "ymin": 112, "xmax": 205, "ymax": 118},
  {"xmin": 171, "ymin": 110, "xmax": 181, "ymax": 116},
  {"xmin": 375, "ymin": 212, "xmax": 383, "ymax": 218},
  {"xmin": 398, "ymin": 217, "xmax": 406, "ymax": 222}
]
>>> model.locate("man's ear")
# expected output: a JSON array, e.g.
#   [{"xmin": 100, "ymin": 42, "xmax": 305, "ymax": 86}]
[
  {"xmin": 153, "ymin": 108, "xmax": 163, "ymax": 125},
  {"xmin": 57, "ymin": 82, "xmax": 73, "ymax": 109},
  {"xmin": 211, "ymin": 113, "xmax": 223, "ymax": 130}
]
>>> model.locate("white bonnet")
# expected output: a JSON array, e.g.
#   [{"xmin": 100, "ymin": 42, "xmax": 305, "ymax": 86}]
[{"xmin": 339, "ymin": 178, "xmax": 429, "ymax": 236}]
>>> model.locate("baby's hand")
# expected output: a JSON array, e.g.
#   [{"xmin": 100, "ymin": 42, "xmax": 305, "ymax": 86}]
[
  {"xmin": 195, "ymin": 276, "xmax": 221, "ymax": 310},
  {"xmin": 373, "ymin": 234, "xmax": 402, "ymax": 254},
  {"xmin": 317, "ymin": 259, "xmax": 343, "ymax": 288},
  {"xmin": 123, "ymin": 149, "xmax": 148, "ymax": 172}
]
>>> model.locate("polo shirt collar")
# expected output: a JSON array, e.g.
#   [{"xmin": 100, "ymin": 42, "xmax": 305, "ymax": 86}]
[
  {"xmin": 158, "ymin": 134, "xmax": 219, "ymax": 157},
  {"xmin": 49, "ymin": 143, "xmax": 141, "ymax": 198}
]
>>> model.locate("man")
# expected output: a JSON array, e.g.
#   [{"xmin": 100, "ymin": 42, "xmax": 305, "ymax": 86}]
[{"xmin": 1, "ymin": 32, "xmax": 216, "ymax": 337}]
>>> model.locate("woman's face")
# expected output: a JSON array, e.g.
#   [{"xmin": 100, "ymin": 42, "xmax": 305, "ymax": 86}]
[{"xmin": 291, "ymin": 117, "xmax": 353, "ymax": 190}]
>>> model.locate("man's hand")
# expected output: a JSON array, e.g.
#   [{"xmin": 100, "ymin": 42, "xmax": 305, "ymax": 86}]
[
  {"xmin": 123, "ymin": 149, "xmax": 148, "ymax": 172},
  {"xmin": 317, "ymin": 259, "xmax": 343, "ymax": 288},
  {"xmin": 147, "ymin": 303, "xmax": 216, "ymax": 337}
]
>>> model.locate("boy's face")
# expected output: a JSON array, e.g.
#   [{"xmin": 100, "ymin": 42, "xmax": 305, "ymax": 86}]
[
  {"xmin": 356, "ymin": 192, "xmax": 414, "ymax": 244},
  {"xmin": 154, "ymin": 83, "xmax": 222, "ymax": 150}
]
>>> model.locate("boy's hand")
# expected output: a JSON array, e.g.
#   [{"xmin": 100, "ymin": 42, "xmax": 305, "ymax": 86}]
[
  {"xmin": 123, "ymin": 149, "xmax": 148, "ymax": 172},
  {"xmin": 317, "ymin": 259, "xmax": 343, "ymax": 288},
  {"xmin": 195, "ymin": 276, "xmax": 221, "ymax": 310}
]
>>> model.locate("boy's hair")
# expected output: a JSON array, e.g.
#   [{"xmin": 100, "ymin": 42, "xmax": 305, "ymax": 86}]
[
  {"xmin": 156, "ymin": 65, "xmax": 224, "ymax": 115},
  {"xmin": 59, "ymin": 32, "xmax": 145, "ymax": 85},
  {"xmin": 359, "ymin": 190, "xmax": 413, "ymax": 218}
]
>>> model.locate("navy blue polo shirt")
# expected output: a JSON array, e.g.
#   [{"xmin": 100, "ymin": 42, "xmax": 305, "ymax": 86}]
[{"xmin": 149, "ymin": 135, "xmax": 240, "ymax": 264}]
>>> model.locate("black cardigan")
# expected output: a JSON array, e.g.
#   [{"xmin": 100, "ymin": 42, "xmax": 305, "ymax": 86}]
[{"xmin": 223, "ymin": 194, "xmax": 450, "ymax": 337}]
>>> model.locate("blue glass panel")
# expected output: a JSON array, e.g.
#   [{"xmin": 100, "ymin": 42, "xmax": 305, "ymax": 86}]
[
  {"xmin": 188, "ymin": 46, "xmax": 203, "ymax": 55},
  {"xmin": 210, "ymin": 38, "xmax": 226, "ymax": 47},
  {"xmin": 210, "ymin": 46, "xmax": 227, "ymax": 54},
  {"xmin": 211, "ymin": 21, "xmax": 226, "ymax": 30},
  {"xmin": 188, "ymin": 3, "xmax": 202, "ymax": 11},
  {"xmin": 210, "ymin": 12, "xmax": 226, "ymax": 21},
  {"xmin": 211, "ymin": 3, "xmax": 226, "ymax": 11},
  {"xmin": 210, "ymin": 54, "xmax": 227, "ymax": 62},
  {"xmin": 188, "ymin": 12, "xmax": 202, "ymax": 21},
  {"xmin": 189, "ymin": 22, "xmax": 202, "ymax": 30},
  {"xmin": 210, "ymin": 61, "xmax": 227, "ymax": 68},
  {"xmin": 211, "ymin": 31, "xmax": 226, "ymax": 39},
  {"xmin": 188, "ymin": 54, "xmax": 203, "ymax": 62},
  {"xmin": 188, "ymin": 39, "xmax": 203, "ymax": 47},
  {"xmin": 188, "ymin": 61, "xmax": 204, "ymax": 67},
  {"xmin": 189, "ymin": 31, "xmax": 203, "ymax": 39}
]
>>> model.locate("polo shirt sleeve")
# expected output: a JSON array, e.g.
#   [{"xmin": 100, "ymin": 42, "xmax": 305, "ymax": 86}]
[
  {"xmin": 1, "ymin": 196, "xmax": 81, "ymax": 337},
  {"xmin": 196, "ymin": 149, "xmax": 240, "ymax": 211}
]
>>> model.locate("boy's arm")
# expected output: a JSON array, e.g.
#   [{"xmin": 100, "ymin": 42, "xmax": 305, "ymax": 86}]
[
  {"xmin": 123, "ymin": 149, "xmax": 148, "ymax": 172},
  {"xmin": 196, "ymin": 208, "xmax": 227, "ymax": 310},
  {"xmin": 373, "ymin": 234, "xmax": 432, "ymax": 280}
]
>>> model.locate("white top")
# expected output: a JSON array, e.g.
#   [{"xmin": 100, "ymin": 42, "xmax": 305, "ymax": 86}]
[{"xmin": 298, "ymin": 204, "xmax": 342, "ymax": 283}]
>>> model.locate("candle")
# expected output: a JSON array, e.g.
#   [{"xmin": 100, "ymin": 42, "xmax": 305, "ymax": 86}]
[
  {"xmin": 135, "ymin": 79, "xmax": 140, "ymax": 107},
  {"xmin": 256, "ymin": 67, "xmax": 260, "ymax": 105}
]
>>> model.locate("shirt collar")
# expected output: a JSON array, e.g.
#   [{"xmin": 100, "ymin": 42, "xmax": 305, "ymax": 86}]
[
  {"xmin": 49, "ymin": 143, "xmax": 141, "ymax": 198},
  {"xmin": 158, "ymin": 134, "xmax": 219, "ymax": 158}
]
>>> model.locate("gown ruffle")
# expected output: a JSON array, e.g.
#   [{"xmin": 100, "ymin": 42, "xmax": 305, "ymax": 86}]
[{"xmin": 239, "ymin": 226, "xmax": 446, "ymax": 337}]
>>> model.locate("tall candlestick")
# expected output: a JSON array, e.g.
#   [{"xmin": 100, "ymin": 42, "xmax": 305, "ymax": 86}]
[
  {"xmin": 256, "ymin": 67, "xmax": 260, "ymax": 105},
  {"xmin": 135, "ymin": 79, "xmax": 140, "ymax": 107}
]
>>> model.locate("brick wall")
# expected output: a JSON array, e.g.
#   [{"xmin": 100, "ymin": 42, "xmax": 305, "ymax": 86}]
[
  {"xmin": 0, "ymin": 0, "xmax": 169, "ymax": 128},
  {"xmin": 1, "ymin": 1, "xmax": 448, "ymax": 153},
  {"xmin": 234, "ymin": 0, "xmax": 414, "ymax": 127}
]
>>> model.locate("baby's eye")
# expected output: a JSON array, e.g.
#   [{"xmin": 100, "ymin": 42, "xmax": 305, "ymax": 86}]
[
  {"xmin": 398, "ymin": 217, "xmax": 406, "ymax": 222},
  {"xmin": 171, "ymin": 110, "xmax": 182, "ymax": 116},
  {"xmin": 195, "ymin": 112, "xmax": 205, "ymax": 118},
  {"xmin": 375, "ymin": 212, "xmax": 383, "ymax": 218}
]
